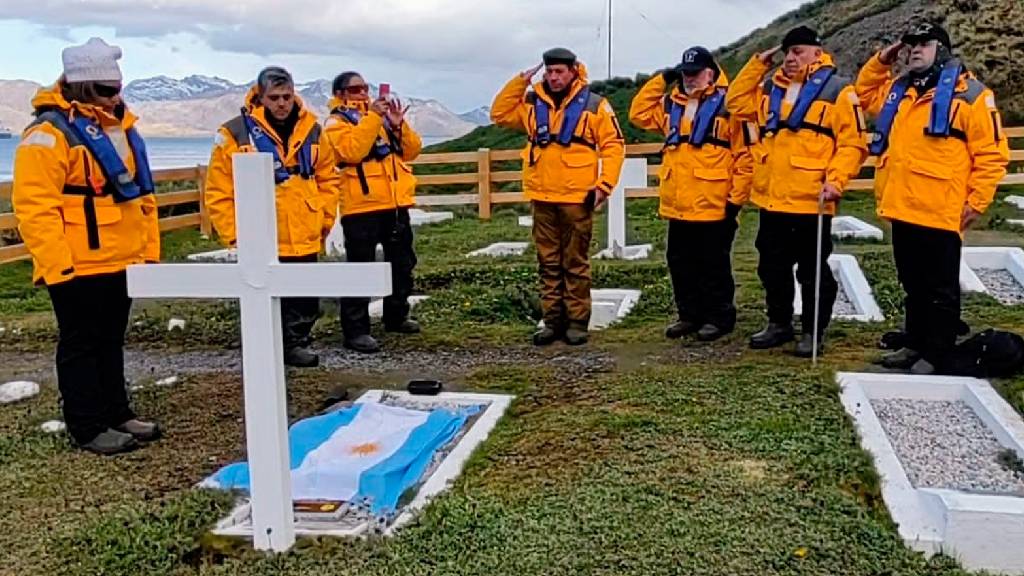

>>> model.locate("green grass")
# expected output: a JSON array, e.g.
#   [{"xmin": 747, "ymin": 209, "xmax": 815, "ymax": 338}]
[{"xmin": 4, "ymin": 186, "xmax": 1024, "ymax": 575}]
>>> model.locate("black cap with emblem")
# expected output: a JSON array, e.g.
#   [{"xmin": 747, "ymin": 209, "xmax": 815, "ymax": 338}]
[
  {"xmin": 677, "ymin": 46, "xmax": 717, "ymax": 75},
  {"xmin": 901, "ymin": 22, "xmax": 952, "ymax": 49}
]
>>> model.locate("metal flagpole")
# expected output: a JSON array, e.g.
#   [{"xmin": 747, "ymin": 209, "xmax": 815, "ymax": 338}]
[{"xmin": 607, "ymin": 0, "xmax": 613, "ymax": 80}]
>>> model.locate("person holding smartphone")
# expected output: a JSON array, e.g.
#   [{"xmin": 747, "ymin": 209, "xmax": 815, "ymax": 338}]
[
  {"xmin": 13, "ymin": 38, "xmax": 161, "ymax": 455},
  {"xmin": 324, "ymin": 72, "xmax": 423, "ymax": 354},
  {"xmin": 491, "ymin": 47, "xmax": 625, "ymax": 346},
  {"xmin": 856, "ymin": 22, "xmax": 1009, "ymax": 374},
  {"xmin": 630, "ymin": 47, "xmax": 755, "ymax": 343}
]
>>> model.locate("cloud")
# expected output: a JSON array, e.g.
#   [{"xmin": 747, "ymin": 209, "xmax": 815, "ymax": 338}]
[{"xmin": 2, "ymin": 0, "xmax": 801, "ymax": 70}]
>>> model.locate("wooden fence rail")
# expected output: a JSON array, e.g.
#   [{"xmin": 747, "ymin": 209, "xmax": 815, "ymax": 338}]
[{"xmin": 1, "ymin": 127, "xmax": 1022, "ymax": 265}]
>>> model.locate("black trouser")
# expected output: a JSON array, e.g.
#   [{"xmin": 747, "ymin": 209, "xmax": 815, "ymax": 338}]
[
  {"xmin": 666, "ymin": 217, "xmax": 738, "ymax": 331},
  {"xmin": 338, "ymin": 207, "xmax": 417, "ymax": 338},
  {"xmin": 280, "ymin": 253, "xmax": 321, "ymax": 350},
  {"xmin": 47, "ymin": 271, "xmax": 135, "ymax": 445},
  {"xmin": 755, "ymin": 209, "xmax": 837, "ymax": 335},
  {"xmin": 891, "ymin": 219, "xmax": 962, "ymax": 365}
]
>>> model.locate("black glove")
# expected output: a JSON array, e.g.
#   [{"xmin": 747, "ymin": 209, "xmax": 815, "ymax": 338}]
[
  {"xmin": 725, "ymin": 201, "xmax": 743, "ymax": 221},
  {"xmin": 660, "ymin": 66, "xmax": 682, "ymax": 84}
]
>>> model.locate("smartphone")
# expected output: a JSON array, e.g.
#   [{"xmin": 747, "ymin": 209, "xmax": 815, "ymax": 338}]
[{"xmin": 379, "ymin": 83, "xmax": 391, "ymax": 99}]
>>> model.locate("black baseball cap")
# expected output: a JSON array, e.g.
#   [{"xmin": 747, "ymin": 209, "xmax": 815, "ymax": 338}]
[
  {"xmin": 901, "ymin": 22, "xmax": 951, "ymax": 48},
  {"xmin": 677, "ymin": 46, "xmax": 717, "ymax": 75},
  {"xmin": 781, "ymin": 25, "xmax": 822, "ymax": 51}
]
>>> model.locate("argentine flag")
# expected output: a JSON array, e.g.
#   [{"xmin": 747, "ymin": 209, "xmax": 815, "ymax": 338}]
[{"xmin": 205, "ymin": 402, "xmax": 478, "ymax": 514}]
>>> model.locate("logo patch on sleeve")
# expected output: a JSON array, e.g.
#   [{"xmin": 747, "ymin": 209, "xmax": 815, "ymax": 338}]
[{"xmin": 19, "ymin": 130, "xmax": 56, "ymax": 149}]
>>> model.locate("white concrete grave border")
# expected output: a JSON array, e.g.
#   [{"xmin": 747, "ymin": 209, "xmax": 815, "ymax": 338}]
[
  {"xmin": 837, "ymin": 372, "xmax": 1024, "ymax": 574},
  {"xmin": 211, "ymin": 390, "xmax": 513, "ymax": 540},
  {"xmin": 595, "ymin": 158, "xmax": 653, "ymax": 261},
  {"xmin": 959, "ymin": 246, "xmax": 1024, "ymax": 296},
  {"xmin": 832, "ymin": 216, "xmax": 884, "ymax": 241},
  {"xmin": 793, "ymin": 254, "xmax": 885, "ymax": 322},
  {"xmin": 368, "ymin": 295, "xmax": 430, "ymax": 319},
  {"xmin": 408, "ymin": 208, "xmax": 453, "ymax": 226},
  {"xmin": 1004, "ymin": 195, "xmax": 1024, "ymax": 210},
  {"xmin": 128, "ymin": 154, "xmax": 393, "ymax": 552},
  {"xmin": 536, "ymin": 288, "xmax": 641, "ymax": 331}
]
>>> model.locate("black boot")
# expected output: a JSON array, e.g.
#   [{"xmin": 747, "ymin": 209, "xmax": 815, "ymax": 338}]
[
  {"xmin": 880, "ymin": 347, "xmax": 921, "ymax": 370},
  {"xmin": 344, "ymin": 334, "xmax": 381, "ymax": 354},
  {"xmin": 749, "ymin": 323, "xmax": 794, "ymax": 349},
  {"xmin": 794, "ymin": 333, "xmax": 825, "ymax": 358},
  {"xmin": 385, "ymin": 319, "xmax": 421, "ymax": 334},
  {"xmin": 532, "ymin": 327, "xmax": 560, "ymax": 346},
  {"xmin": 564, "ymin": 325, "xmax": 590, "ymax": 346},
  {"xmin": 81, "ymin": 429, "xmax": 138, "ymax": 456},
  {"xmin": 284, "ymin": 346, "xmax": 320, "ymax": 367},
  {"xmin": 665, "ymin": 320, "xmax": 700, "ymax": 339},
  {"xmin": 696, "ymin": 324, "xmax": 730, "ymax": 342}
]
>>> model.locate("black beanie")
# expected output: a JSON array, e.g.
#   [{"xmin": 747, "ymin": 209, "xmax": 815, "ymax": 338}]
[
  {"xmin": 543, "ymin": 47, "xmax": 577, "ymax": 67},
  {"xmin": 781, "ymin": 26, "xmax": 822, "ymax": 51}
]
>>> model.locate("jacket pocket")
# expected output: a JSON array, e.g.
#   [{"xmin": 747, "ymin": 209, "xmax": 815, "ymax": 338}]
[
  {"xmin": 394, "ymin": 160, "xmax": 417, "ymax": 206},
  {"xmin": 787, "ymin": 155, "xmax": 828, "ymax": 201},
  {"xmin": 63, "ymin": 202, "xmax": 125, "ymax": 262},
  {"xmin": 560, "ymin": 147, "xmax": 599, "ymax": 192},
  {"xmin": 751, "ymin": 146, "xmax": 770, "ymax": 194},
  {"xmin": 692, "ymin": 168, "xmax": 730, "ymax": 212},
  {"xmin": 905, "ymin": 158, "xmax": 957, "ymax": 217}
]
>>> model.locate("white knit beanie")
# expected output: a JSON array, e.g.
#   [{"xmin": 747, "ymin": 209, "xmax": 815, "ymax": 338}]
[{"xmin": 62, "ymin": 37, "xmax": 123, "ymax": 84}]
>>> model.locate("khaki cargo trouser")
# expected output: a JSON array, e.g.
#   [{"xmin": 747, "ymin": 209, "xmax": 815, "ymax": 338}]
[{"xmin": 532, "ymin": 200, "xmax": 593, "ymax": 332}]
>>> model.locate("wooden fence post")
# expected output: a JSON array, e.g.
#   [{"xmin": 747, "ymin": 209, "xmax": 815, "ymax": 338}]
[
  {"xmin": 477, "ymin": 148, "xmax": 491, "ymax": 220},
  {"xmin": 197, "ymin": 164, "xmax": 212, "ymax": 238}
]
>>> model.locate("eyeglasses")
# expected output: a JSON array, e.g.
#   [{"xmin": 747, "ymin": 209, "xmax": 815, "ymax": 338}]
[
  {"xmin": 265, "ymin": 93, "xmax": 293, "ymax": 102},
  {"xmin": 344, "ymin": 84, "xmax": 369, "ymax": 95},
  {"xmin": 94, "ymin": 83, "xmax": 121, "ymax": 98}
]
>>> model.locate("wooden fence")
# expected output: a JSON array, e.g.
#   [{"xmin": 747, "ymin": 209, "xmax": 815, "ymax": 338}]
[{"xmin": 1, "ymin": 127, "xmax": 1022, "ymax": 265}]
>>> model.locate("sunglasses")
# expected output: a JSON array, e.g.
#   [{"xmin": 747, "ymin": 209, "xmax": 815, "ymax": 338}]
[
  {"xmin": 94, "ymin": 83, "xmax": 121, "ymax": 98},
  {"xmin": 344, "ymin": 84, "xmax": 369, "ymax": 95}
]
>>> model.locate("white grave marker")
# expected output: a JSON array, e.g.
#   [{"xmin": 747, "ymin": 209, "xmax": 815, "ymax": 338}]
[
  {"xmin": 595, "ymin": 158, "xmax": 652, "ymax": 260},
  {"xmin": 127, "ymin": 154, "xmax": 392, "ymax": 552},
  {"xmin": 466, "ymin": 242, "xmax": 529, "ymax": 258}
]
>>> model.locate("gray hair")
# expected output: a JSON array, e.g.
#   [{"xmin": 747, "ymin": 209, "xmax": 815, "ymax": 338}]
[{"xmin": 257, "ymin": 66, "xmax": 293, "ymax": 94}]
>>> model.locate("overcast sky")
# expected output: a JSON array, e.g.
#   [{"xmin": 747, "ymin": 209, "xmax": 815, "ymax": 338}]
[{"xmin": 0, "ymin": 0, "xmax": 805, "ymax": 112}]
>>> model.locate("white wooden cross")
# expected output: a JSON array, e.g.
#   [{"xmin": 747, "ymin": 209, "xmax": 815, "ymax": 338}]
[{"xmin": 126, "ymin": 153, "xmax": 392, "ymax": 552}]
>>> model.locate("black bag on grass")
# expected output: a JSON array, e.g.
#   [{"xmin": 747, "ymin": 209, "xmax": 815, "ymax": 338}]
[{"xmin": 944, "ymin": 329, "xmax": 1024, "ymax": 378}]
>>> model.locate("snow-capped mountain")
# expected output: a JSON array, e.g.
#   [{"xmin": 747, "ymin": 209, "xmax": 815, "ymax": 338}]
[
  {"xmin": 0, "ymin": 76, "xmax": 480, "ymax": 138},
  {"xmin": 459, "ymin": 106, "xmax": 492, "ymax": 126}
]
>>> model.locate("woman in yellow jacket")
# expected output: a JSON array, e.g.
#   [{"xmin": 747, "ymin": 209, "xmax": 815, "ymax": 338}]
[
  {"xmin": 491, "ymin": 48, "xmax": 625, "ymax": 346},
  {"xmin": 13, "ymin": 38, "xmax": 160, "ymax": 455},
  {"xmin": 726, "ymin": 26, "xmax": 868, "ymax": 358},
  {"xmin": 630, "ymin": 46, "xmax": 754, "ymax": 342},
  {"xmin": 205, "ymin": 67, "xmax": 340, "ymax": 368},
  {"xmin": 856, "ymin": 23, "xmax": 1009, "ymax": 374},
  {"xmin": 323, "ymin": 71, "xmax": 422, "ymax": 354}
]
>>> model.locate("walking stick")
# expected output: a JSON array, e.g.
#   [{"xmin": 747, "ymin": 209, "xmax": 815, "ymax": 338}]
[{"xmin": 812, "ymin": 190, "xmax": 826, "ymax": 366}]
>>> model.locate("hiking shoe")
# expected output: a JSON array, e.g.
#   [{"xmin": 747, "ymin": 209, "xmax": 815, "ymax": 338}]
[
  {"xmin": 794, "ymin": 333, "xmax": 825, "ymax": 358},
  {"xmin": 564, "ymin": 326, "xmax": 590, "ymax": 346},
  {"xmin": 881, "ymin": 347, "xmax": 921, "ymax": 370},
  {"xmin": 385, "ymin": 319, "xmax": 421, "ymax": 334},
  {"xmin": 81, "ymin": 429, "xmax": 137, "ymax": 456},
  {"xmin": 284, "ymin": 346, "xmax": 320, "ymax": 368},
  {"xmin": 749, "ymin": 323, "xmax": 795, "ymax": 349},
  {"xmin": 344, "ymin": 334, "xmax": 381, "ymax": 354},
  {"xmin": 115, "ymin": 419, "xmax": 162, "ymax": 442},
  {"xmin": 910, "ymin": 358, "xmax": 937, "ymax": 375},
  {"xmin": 665, "ymin": 320, "xmax": 700, "ymax": 339},
  {"xmin": 696, "ymin": 324, "xmax": 730, "ymax": 342},
  {"xmin": 532, "ymin": 327, "xmax": 560, "ymax": 346}
]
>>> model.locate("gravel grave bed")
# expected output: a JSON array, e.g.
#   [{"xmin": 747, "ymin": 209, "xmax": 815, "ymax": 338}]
[
  {"xmin": 872, "ymin": 398, "xmax": 1024, "ymax": 496},
  {"xmin": 833, "ymin": 279, "xmax": 857, "ymax": 316},
  {"xmin": 975, "ymin": 268, "xmax": 1024, "ymax": 305}
]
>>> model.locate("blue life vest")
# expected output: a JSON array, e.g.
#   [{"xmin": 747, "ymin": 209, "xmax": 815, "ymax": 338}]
[
  {"xmin": 241, "ymin": 109, "xmax": 315, "ymax": 185},
  {"xmin": 869, "ymin": 59, "xmax": 963, "ymax": 156},
  {"xmin": 40, "ymin": 110, "xmax": 154, "ymax": 203},
  {"xmin": 533, "ymin": 87, "xmax": 592, "ymax": 148},
  {"xmin": 665, "ymin": 88, "xmax": 728, "ymax": 148},
  {"xmin": 765, "ymin": 67, "xmax": 835, "ymax": 136}
]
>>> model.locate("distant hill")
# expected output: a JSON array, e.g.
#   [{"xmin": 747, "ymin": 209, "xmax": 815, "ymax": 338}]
[
  {"xmin": 458, "ymin": 106, "xmax": 492, "ymax": 126},
  {"xmin": 428, "ymin": 0, "xmax": 1024, "ymax": 154}
]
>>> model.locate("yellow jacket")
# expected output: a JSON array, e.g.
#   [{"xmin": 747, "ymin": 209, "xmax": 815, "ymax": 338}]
[
  {"xmin": 12, "ymin": 84, "xmax": 160, "ymax": 286},
  {"xmin": 726, "ymin": 53, "xmax": 868, "ymax": 215},
  {"xmin": 856, "ymin": 53, "xmax": 1010, "ymax": 232},
  {"xmin": 629, "ymin": 71, "xmax": 755, "ymax": 221},
  {"xmin": 205, "ymin": 89, "xmax": 340, "ymax": 257},
  {"xmin": 490, "ymin": 64, "xmax": 626, "ymax": 204},
  {"xmin": 323, "ymin": 97, "xmax": 422, "ymax": 217}
]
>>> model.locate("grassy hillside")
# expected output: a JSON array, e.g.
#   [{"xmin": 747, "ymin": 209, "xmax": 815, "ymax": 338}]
[{"xmin": 428, "ymin": 0, "xmax": 1023, "ymax": 155}]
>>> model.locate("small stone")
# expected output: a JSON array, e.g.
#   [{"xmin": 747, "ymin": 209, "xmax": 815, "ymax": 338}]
[
  {"xmin": 40, "ymin": 420, "xmax": 66, "ymax": 434},
  {"xmin": 0, "ymin": 381, "xmax": 40, "ymax": 404},
  {"xmin": 168, "ymin": 318, "xmax": 186, "ymax": 331},
  {"xmin": 155, "ymin": 376, "xmax": 179, "ymax": 387}
]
